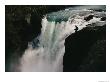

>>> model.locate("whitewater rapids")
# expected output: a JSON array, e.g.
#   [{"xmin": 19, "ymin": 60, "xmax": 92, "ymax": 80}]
[{"xmin": 20, "ymin": 6, "xmax": 106, "ymax": 72}]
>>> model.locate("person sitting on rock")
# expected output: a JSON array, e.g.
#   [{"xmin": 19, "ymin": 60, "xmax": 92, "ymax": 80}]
[{"xmin": 74, "ymin": 25, "xmax": 78, "ymax": 33}]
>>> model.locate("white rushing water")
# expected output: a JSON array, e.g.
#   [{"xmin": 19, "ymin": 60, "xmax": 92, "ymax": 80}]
[{"xmin": 20, "ymin": 7, "xmax": 105, "ymax": 72}]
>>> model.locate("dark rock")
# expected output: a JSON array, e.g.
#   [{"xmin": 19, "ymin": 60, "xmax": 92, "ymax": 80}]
[
  {"xmin": 101, "ymin": 17, "xmax": 106, "ymax": 21},
  {"xmin": 84, "ymin": 15, "xmax": 94, "ymax": 21}
]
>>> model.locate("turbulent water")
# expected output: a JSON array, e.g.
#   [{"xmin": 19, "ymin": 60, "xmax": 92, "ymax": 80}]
[{"xmin": 20, "ymin": 6, "xmax": 106, "ymax": 72}]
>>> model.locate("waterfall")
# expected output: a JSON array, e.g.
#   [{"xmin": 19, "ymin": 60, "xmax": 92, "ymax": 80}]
[{"xmin": 20, "ymin": 7, "xmax": 105, "ymax": 72}]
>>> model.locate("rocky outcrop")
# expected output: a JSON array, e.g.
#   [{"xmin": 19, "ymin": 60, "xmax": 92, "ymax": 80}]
[{"xmin": 64, "ymin": 25, "xmax": 106, "ymax": 72}]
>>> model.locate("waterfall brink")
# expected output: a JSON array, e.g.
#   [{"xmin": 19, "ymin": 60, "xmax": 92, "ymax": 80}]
[{"xmin": 20, "ymin": 7, "xmax": 105, "ymax": 72}]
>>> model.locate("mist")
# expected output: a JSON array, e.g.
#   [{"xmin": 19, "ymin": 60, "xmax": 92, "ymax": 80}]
[{"xmin": 20, "ymin": 7, "xmax": 105, "ymax": 72}]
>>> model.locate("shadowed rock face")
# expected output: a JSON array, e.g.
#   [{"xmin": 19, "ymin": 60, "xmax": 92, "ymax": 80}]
[{"xmin": 64, "ymin": 25, "xmax": 106, "ymax": 72}]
